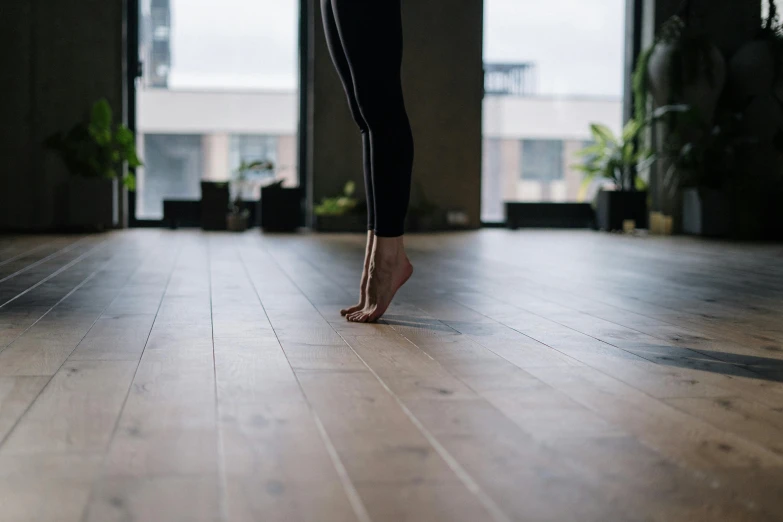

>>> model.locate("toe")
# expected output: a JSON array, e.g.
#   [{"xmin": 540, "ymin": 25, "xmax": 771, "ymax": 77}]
[{"xmin": 340, "ymin": 305, "xmax": 363, "ymax": 316}]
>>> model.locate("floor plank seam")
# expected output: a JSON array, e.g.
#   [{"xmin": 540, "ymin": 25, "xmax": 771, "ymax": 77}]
[
  {"xmin": 0, "ymin": 236, "xmax": 111, "ymax": 309},
  {"xmin": 207, "ymin": 235, "xmax": 229, "ymax": 522},
  {"xmin": 0, "ymin": 241, "xmax": 53, "ymax": 269},
  {"xmin": 0, "ymin": 235, "xmax": 92, "ymax": 286},
  {"xmin": 0, "ymin": 237, "xmax": 128, "ymax": 354}
]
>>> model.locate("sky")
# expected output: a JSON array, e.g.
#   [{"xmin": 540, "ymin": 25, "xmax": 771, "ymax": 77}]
[{"xmin": 161, "ymin": 0, "xmax": 625, "ymax": 98}]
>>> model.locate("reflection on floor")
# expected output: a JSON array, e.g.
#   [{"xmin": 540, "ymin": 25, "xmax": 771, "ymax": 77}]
[{"xmin": 0, "ymin": 229, "xmax": 782, "ymax": 521}]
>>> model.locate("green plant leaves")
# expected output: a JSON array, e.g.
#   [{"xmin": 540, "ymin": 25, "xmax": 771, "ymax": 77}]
[
  {"xmin": 621, "ymin": 119, "xmax": 644, "ymax": 142},
  {"xmin": 314, "ymin": 182, "xmax": 359, "ymax": 216},
  {"xmin": 43, "ymin": 99, "xmax": 143, "ymax": 182},
  {"xmin": 590, "ymin": 123, "xmax": 617, "ymax": 145},
  {"xmin": 123, "ymin": 173, "xmax": 137, "ymax": 191}
]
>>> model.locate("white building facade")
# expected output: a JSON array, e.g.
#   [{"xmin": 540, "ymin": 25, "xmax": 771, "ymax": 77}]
[{"xmin": 136, "ymin": 88, "xmax": 621, "ymax": 222}]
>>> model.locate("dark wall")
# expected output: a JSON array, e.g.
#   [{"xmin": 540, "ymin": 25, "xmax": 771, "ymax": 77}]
[
  {"xmin": 308, "ymin": 0, "xmax": 484, "ymax": 229},
  {"xmin": 0, "ymin": 0, "xmax": 125, "ymax": 230}
]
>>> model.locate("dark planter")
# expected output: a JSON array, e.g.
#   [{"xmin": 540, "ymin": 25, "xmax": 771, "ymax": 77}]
[
  {"xmin": 68, "ymin": 177, "xmax": 118, "ymax": 231},
  {"xmin": 200, "ymin": 181, "xmax": 229, "ymax": 230},
  {"xmin": 226, "ymin": 213, "xmax": 249, "ymax": 232},
  {"xmin": 261, "ymin": 184, "xmax": 302, "ymax": 232},
  {"xmin": 505, "ymin": 202, "xmax": 595, "ymax": 229},
  {"xmin": 596, "ymin": 190, "xmax": 648, "ymax": 231},
  {"xmin": 163, "ymin": 199, "xmax": 200, "ymax": 229},
  {"xmin": 314, "ymin": 213, "xmax": 367, "ymax": 233},
  {"xmin": 682, "ymin": 188, "xmax": 729, "ymax": 237}
]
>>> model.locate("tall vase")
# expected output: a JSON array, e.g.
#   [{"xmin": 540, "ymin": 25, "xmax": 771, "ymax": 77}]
[{"xmin": 647, "ymin": 37, "xmax": 726, "ymax": 230}]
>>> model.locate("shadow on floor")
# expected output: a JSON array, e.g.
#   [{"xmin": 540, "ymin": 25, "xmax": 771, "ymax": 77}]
[{"xmin": 627, "ymin": 345, "xmax": 783, "ymax": 383}]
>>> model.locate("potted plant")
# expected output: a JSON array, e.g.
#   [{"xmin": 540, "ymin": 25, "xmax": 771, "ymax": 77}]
[
  {"xmin": 574, "ymin": 120, "xmax": 652, "ymax": 231},
  {"xmin": 200, "ymin": 181, "xmax": 230, "ymax": 230},
  {"xmin": 260, "ymin": 179, "xmax": 302, "ymax": 232},
  {"xmin": 675, "ymin": 108, "xmax": 753, "ymax": 237},
  {"xmin": 45, "ymin": 99, "xmax": 140, "ymax": 230},
  {"xmin": 636, "ymin": 4, "xmax": 727, "ymax": 229},
  {"xmin": 227, "ymin": 159, "xmax": 273, "ymax": 232},
  {"xmin": 313, "ymin": 181, "xmax": 366, "ymax": 232}
]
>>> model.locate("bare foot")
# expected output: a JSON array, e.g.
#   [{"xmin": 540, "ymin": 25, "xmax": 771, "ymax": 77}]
[
  {"xmin": 341, "ymin": 231, "xmax": 375, "ymax": 316},
  {"xmin": 347, "ymin": 236, "xmax": 413, "ymax": 323}
]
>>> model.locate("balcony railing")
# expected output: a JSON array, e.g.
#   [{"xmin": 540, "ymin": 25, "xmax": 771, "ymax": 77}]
[{"xmin": 484, "ymin": 62, "xmax": 537, "ymax": 96}]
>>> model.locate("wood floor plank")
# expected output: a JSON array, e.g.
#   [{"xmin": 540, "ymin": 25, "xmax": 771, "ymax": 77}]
[
  {"xmin": 0, "ymin": 453, "xmax": 103, "ymax": 522},
  {"xmin": 0, "ymin": 230, "xmax": 781, "ymax": 521},
  {"xmin": 1, "ymin": 360, "xmax": 137, "ymax": 454}
]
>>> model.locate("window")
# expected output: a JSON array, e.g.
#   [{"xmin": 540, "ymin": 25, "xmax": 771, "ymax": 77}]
[
  {"xmin": 481, "ymin": 0, "xmax": 625, "ymax": 219},
  {"xmin": 229, "ymin": 135, "xmax": 277, "ymax": 176},
  {"xmin": 135, "ymin": 0, "xmax": 300, "ymax": 220},
  {"xmin": 139, "ymin": 134, "xmax": 203, "ymax": 218},
  {"xmin": 521, "ymin": 140, "xmax": 563, "ymax": 181}
]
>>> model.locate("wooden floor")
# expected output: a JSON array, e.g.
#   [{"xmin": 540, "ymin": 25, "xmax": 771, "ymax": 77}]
[{"xmin": 0, "ymin": 230, "xmax": 782, "ymax": 521}]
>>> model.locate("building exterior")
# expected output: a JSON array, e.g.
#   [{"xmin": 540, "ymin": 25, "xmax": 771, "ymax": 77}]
[
  {"xmin": 135, "ymin": 20, "xmax": 621, "ymax": 221},
  {"xmin": 135, "ymin": 87, "xmax": 620, "ymax": 221},
  {"xmin": 135, "ymin": 89, "xmax": 298, "ymax": 219},
  {"xmin": 481, "ymin": 95, "xmax": 622, "ymax": 221},
  {"xmin": 140, "ymin": 0, "xmax": 172, "ymax": 89}
]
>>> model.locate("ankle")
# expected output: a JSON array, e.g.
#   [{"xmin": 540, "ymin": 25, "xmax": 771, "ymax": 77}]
[{"xmin": 373, "ymin": 236, "xmax": 405, "ymax": 259}]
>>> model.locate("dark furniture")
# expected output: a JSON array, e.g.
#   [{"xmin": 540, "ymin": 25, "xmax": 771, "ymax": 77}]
[
  {"xmin": 596, "ymin": 191, "xmax": 648, "ymax": 231},
  {"xmin": 200, "ymin": 181, "xmax": 230, "ymax": 231},
  {"xmin": 163, "ymin": 199, "xmax": 259, "ymax": 230},
  {"xmin": 261, "ymin": 185, "xmax": 302, "ymax": 232},
  {"xmin": 682, "ymin": 188, "xmax": 728, "ymax": 237},
  {"xmin": 67, "ymin": 178, "xmax": 118, "ymax": 231},
  {"xmin": 505, "ymin": 202, "xmax": 595, "ymax": 229}
]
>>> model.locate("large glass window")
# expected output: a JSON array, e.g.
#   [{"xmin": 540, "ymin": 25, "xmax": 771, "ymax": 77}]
[
  {"xmin": 135, "ymin": 0, "xmax": 299, "ymax": 219},
  {"xmin": 521, "ymin": 140, "xmax": 563, "ymax": 181},
  {"xmin": 482, "ymin": 0, "xmax": 625, "ymax": 221}
]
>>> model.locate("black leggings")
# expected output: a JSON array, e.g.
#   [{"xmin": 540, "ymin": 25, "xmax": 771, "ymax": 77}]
[{"xmin": 321, "ymin": 0, "xmax": 414, "ymax": 237}]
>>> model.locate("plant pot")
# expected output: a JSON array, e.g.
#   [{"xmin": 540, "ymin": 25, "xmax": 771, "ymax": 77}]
[
  {"xmin": 647, "ymin": 39, "xmax": 726, "ymax": 129},
  {"xmin": 314, "ymin": 214, "xmax": 367, "ymax": 233},
  {"xmin": 649, "ymin": 211, "xmax": 674, "ymax": 235},
  {"xmin": 596, "ymin": 190, "xmax": 648, "ymax": 232},
  {"xmin": 261, "ymin": 184, "xmax": 302, "ymax": 232},
  {"xmin": 226, "ymin": 213, "xmax": 249, "ymax": 232},
  {"xmin": 682, "ymin": 188, "xmax": 729, "ymax": 237},
  {"xmin": 200, "ymin": 181, "xmax": 229, "ymax": 231},
  {"xmin": 67, "ymin": 177, "xmax": 118, "ymax": 231}
]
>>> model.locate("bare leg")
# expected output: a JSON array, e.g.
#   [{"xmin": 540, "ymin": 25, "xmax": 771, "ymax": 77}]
[
  {"xmin": 347, "ymin": 236, "xmax": 413, "ymax": 323},
  {"xmin": 341, "ymin": 230, "xmax": 375, "ymax": 316}
]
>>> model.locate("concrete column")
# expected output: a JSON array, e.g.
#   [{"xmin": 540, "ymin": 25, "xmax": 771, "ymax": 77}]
[
  {"xmin": 202, "ymin": 134, "xmax": 230, "ymax": 182},
  {"xmin": 501, "ymin": 139, "xmax": 520, "ymax": 202},
  {"xmin": 306, "ymin": 0, "xmax": 484, "ymax": 230},
  {"xmin": 276, "ymin": 134, "xmax": 298, "ymax": 188},
  {"xmin": 563, "ymin": 140, "xmax": 584, "ymax": 202}
]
